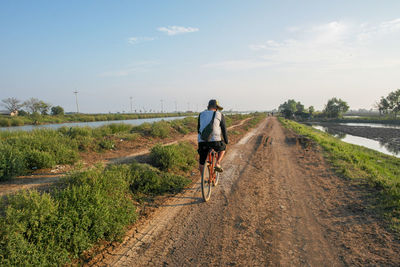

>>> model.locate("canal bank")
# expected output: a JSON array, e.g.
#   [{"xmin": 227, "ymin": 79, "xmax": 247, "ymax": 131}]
[{"xmin": 307, "ymin": 122, "xmax": 400, "ymax": 158}]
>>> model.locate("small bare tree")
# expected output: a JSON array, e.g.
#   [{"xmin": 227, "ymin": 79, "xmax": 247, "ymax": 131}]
[{"xmin": 1, "ymin": 97, "xmax": 22, "ymax": 112}]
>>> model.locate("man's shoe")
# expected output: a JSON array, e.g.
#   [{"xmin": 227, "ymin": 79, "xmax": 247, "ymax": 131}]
[{"xmin": 214, "ymin": 164, "xmax": 224, "ymax": 172}]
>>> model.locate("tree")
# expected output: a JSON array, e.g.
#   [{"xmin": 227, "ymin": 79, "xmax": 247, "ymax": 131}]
[
  {"xmin": 1, "ymin": 97, "xmax": 22, "ymax": 113},
  {"xmin": 387, "ymin": 89, "xmax": 400, "ymax": 117},
  {"xmin": 323, "ymin": 97, "xmax": 349, "ymax": 118},
  {"xmin": 51, "ymin": 106, "xmax": 64, "ymax": 116},
  {"xmin": 295, "ymin": 102, "xmax": 305, "ymax": 115},
  {"xmin": 308, "ymin": 106, "xmax": 315, "ymax": 117},
  {"xmin": 23, "ymin": 98, "xmax": 51, "ymax": 115},
  {"xmin": 375, "ymin": 97, "xmax": 390, "ymax": 116},
  {"xmin": 279, "ymin": 99, "xmax": 297, "ymax": 118}
]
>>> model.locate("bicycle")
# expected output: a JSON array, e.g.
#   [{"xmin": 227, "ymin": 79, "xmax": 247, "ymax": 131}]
[{"xmin": 201, "ymin": 148, "xmax": 220, "ymax": 202}]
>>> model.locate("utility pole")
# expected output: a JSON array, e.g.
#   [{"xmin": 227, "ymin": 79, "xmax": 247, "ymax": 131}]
[
  {"xmin": 174, "ymin": 101, "xmax": 178, "ymax": 112},
  {"xmin": 160, "ymin": 99, "xmax": 164, "ymax": 113},
  {"xmin": 187, "ymin": 102, "xmax": 190, "ymax": 112},
  {"xmin": 73, "ymin": 90, "xmax": 79, "ymax": 114},
  {"xmin": 130, "ymin": 97, "xmax": 133, "ymax": 113}
]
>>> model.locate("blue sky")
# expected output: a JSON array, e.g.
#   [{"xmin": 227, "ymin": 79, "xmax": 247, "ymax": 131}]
[{"xmin": 1, "ymin": 0, "xmax": 400, "ymax": 113}]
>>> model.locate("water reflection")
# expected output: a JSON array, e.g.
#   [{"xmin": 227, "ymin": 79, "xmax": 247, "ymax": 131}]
[
  {"xmin": 312, "ymin": 125, "xmax": 400, "ymax": 158},
  {"xmin": 379, "ymin": 139, "xmax": 400, "ymax": 155}
]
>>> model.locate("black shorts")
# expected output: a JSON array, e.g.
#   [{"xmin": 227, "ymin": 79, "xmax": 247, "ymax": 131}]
[{"xmin": 198, "ymin": 141, "xmax": 226, "ymax": 165}]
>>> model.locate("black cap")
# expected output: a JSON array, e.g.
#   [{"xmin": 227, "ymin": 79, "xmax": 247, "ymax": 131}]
[{"xmin": 207, "ymin": 99, "xmax": 223, "ymax": 110}]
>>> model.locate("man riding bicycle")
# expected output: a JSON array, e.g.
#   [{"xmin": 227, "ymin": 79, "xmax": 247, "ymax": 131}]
[{"xmin": 197, "ymin": 99, "xmax": 228, "ymax": 174}]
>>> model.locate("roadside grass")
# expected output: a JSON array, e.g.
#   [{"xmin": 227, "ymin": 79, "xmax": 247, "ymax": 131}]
[
  {"xmin": 279, "ymin": 118, "xmax": 400, "ymax": 230},
  {"xmin": 243, "ymin": 112, "xmax": 266, "ymax": 130},
  {"xmin": 0, "ymin": 149, "xmax": 192, "ymax": 266}
]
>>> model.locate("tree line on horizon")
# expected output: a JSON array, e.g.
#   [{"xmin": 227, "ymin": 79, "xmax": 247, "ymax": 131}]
[
  {"xmin": 279, "ymin": 97, "xmax": 349, "ymax": 119},
  {"xmin": 1, "ymin": 97, "xmax": 64, "ymax": 116}
]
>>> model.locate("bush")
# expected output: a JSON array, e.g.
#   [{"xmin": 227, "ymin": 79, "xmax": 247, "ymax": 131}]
[
  {"xmin": 107, "ymin": 123, "xmax": 132, "ymax": 134},
  {"xmin": 131, "ymin": 122, "xmax": 152, "ymax": 136},
  {"xmin": 0, "ymin": 118, "xmax": 11, "ymax": 127},
  {"xmin": 25, "ymin": 149, "xmax": 56, "ymax": 169},
  {"xmin": 127, "ymin": 162, "xmax": 191, "ymax": 196},
  {"xmin": 10, "ymin": 118, "xmax": 24, "ymax": 126},
  {"xmin": 0, "ymin": 190, "xmax": 68, "ymax": 266},
  {"xmin": 0, "ymin": 143, "xmax": 26, "ymax": 180},
  {"xmin": 150, "ymin": 121, "xmax": 171, "ymax": 138},
  {"xmin": 0, "ymin": 129, "xmax": 80, "ymax": 179},
  {"xmin": 98, "ymin": 138, "xmax": 115, "ymax": 150},
  {"xmin": 150, "ymin": 142, "xmax": 196, "ymax": 172},
  {"xmin": 0, "ymin": 166, "xmax": 137, "ymax": 265}
]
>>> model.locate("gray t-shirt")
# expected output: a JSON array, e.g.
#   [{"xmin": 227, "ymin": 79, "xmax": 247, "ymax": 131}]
[{"xmin": 197, "ymin": 110, "xmax": 228, "ymax": 143}]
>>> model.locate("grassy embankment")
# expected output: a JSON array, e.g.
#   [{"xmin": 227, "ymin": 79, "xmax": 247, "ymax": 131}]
[
  {"xmin": 311, "ymin": 115, "xmax": 400, "ymax": 125},
  {"xmin": 0, "ymin": 113, "xmax": 264, "ymax": 265},
  {"xmin": 279, "ymin": 118, "xmax": 400, "ymax": 230},
  {"xmin": 0, "ymin": 112, "xmax": 194, "ymax": 127}
]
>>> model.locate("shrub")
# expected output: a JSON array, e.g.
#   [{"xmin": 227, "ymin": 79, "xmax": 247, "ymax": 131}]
[
  {"xmin": 150, "ymin": 121, "xmax": 171, "ymax": 138},
  {"xmin": 170, "ymin": 117, "xmax": 197, "ymax": 135},
  {"xmin": 0, "ymin": 143, "xmax": 26, "ymax": 180},
  {"xmin": 0, "ymin": 190, "xmax": 68, "ymax": 266},
  {"xmin": 0, "ymin": 118, "xmax": 11, "ymax": 127},
  {"xmin": 0, "ymin": 166, "xmax": 137, "ymax": 265},
  {"xmin": 150, "ymin": 142, "xmax": 196, "ymax": 172},
  {"xmin": 59, "ymin": 127, "xmax": 92, "ymax": 138},
  {"xmin": 132, "ymin": 122, "xmax": 152, "ymax": 136},
  {"xmin": 107, "ymin": 123, "xmax": 132, "ymax": 134},
  {"xmin": 98, "ymin": 138, "xmax": 115, "ymax": 150},
  {"xmin": 25, "ymin": 149, "xmax": 56, "ymax": 169},
  {"xmin": 10, "ymin": 118, "xmax": 24, "ymax": 126},
  {"xmin": 127, "ymin": 162, "xmax": 191, "ymax": 196}
]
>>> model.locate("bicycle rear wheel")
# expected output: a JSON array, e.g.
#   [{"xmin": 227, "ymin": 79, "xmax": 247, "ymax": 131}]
[{"xmin": 201, "ymin": 162, "xmax": 212, "ymax": 202}]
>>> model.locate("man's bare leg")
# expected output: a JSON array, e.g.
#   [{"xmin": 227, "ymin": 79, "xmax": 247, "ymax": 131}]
[
  {"xmin": 216, "ymin": 150, "xmax": 225, "ymax": 166},
  {"xmin": 199, "ymin": 164, "xmax": 204, "ymax": 175}
]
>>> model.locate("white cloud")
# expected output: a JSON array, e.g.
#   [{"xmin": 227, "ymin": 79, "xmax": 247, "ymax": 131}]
[
  {"xmin": 157, "ymin": 26, "xmax": 199, "ymax": 36},
  {"xmin": 208, "ymin": 19, "xmax": 400, "ymax": 71},
  {"xmin": 203, "ymin": 60, "xmax": 274, "ymax": 71},
  {"xmin": 100, "ymin": 61, "xmax": 159, "ymax": 77},
  {"xmin": 128, "ymin": 36, "xmax": 156, "ymax": 45}
]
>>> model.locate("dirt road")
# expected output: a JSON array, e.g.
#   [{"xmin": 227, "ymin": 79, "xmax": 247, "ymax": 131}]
[{"xmin": 91, "ymin": 117, "xmax": 400, "ymax": 266}]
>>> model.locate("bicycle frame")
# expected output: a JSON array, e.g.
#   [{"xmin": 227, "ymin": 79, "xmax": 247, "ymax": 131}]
[
  {"xmin": 206, "ymin": 149, "xmax": 217, "ymax": 185},
  {"xmin": 201, "ymin": 148, "xmax": 220, "ymax": 201}
]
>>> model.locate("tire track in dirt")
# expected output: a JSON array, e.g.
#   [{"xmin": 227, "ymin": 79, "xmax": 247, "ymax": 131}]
[{"xmin": 91, "ymin": 117, "xmax": 400, "ymax": 266}]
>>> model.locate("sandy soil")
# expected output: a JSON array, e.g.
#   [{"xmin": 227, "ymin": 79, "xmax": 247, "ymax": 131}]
[{"xmin": 88, "ymin": 117, "xmax": 400, "ymax": 266}]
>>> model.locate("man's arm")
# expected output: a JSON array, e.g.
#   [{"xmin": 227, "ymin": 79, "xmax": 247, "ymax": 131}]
[
  {"xmin": 197, "ymin": 114, "xmax": 201, "ymax": 134},
  {"xmin": 220, "ymin": 114, "xmax": 228, "ymax": 144}
]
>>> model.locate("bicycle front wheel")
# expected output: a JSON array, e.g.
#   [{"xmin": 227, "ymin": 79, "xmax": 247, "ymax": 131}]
[
  {"xmin": 214, "ymin": 171, "xmax": 220, "ymax": 186},
  {"xmin": 201, "ymin": 163, "xmax": 212, "ymax": 202}
]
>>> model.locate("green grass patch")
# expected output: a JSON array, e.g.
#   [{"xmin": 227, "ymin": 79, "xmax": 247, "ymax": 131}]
[{"xmin": 278, "ymin": 117, "xmax": 400, "ymax": 230}]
